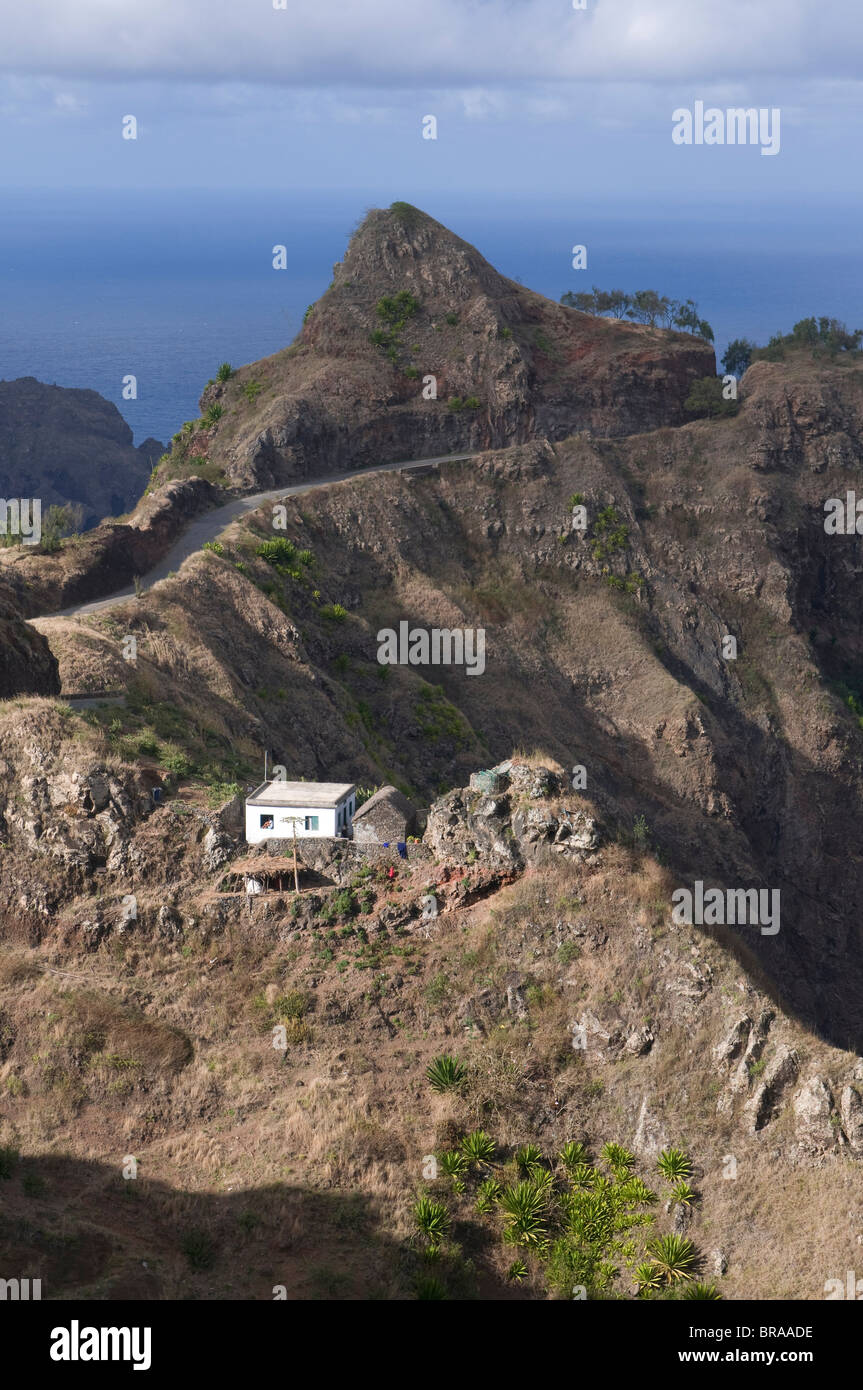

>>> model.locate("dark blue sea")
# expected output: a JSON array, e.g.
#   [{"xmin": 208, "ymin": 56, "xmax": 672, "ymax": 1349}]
[{"xmin": 2, "ymin": 189, "xmax": 861, "ymax": 447}]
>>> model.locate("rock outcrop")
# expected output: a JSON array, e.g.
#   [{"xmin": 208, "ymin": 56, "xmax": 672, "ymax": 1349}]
[
  {"xmin": 0, "ymin": 376, "xmax": 164, "ymax": 528},
  {"xmin": 0, "ymin": 596, "xmax": 60, "ymax": 698},
  {"xmin": 424, "ymin": 760, "xmax": 600, "ymax": 870},
  {"xmin": 178, "ymin": 203, "xmax": 714, "ymax": 490}
]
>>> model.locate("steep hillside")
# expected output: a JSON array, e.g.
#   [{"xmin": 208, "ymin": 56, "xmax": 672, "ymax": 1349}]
[
  {"xmin": 155, "ymin": 202, "xmax": 714, "ymax": 491},
  {"xmin": 0, "ymin": 377, "xmax": 163, "ymax": 529},
  {"xmin": 25, "ymin": 350, "xmax": 863, "ymax": 1051},
  {"xmin": 4, "ymin": 216, "xmax": 863, "ymax": 1300}
]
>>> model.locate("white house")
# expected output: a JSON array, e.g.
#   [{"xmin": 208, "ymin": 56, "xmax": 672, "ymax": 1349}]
[{"xmin": 244, "ymin": 780, "xmax": 357, "ymax": 844}]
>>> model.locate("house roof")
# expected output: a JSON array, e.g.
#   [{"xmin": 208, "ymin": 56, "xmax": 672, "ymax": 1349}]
[
  {"xmin": 352, "ymin": 785, "xmax": 415, "ymax": 822},
  {"xmin": 245, "ymin": 780, "xmax": 356, "ymax": 808},
  {"xmin": 226, "ymin": 857, "xmax": 299, "ymax": 875}
]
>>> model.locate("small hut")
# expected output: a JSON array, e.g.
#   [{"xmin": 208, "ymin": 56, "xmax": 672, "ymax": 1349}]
[
  {"xmin": 352, "ymin": 786, "xmax": 417, "ymax": 846},
  {"xmin": 224, "ymin": 857, "xmax": 300, "ymax": 894}
]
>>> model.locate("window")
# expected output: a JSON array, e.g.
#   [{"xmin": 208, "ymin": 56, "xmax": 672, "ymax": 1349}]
[
  {"xmin": 260, "ymin": 814, "xmax": 274, "ymax": 830},
  {"xmin": 304, "ymin": 815, "xmax": 319, "ymax": 831}
]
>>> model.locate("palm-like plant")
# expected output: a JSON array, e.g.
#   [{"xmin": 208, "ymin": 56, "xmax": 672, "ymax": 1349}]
[
  {"xmin": 460, "ymin": 1129, "xmax": 496, "ymax": 1167},
  {"xmin": 559, "ymin": 1140, "xmax": 589, "ymax": 1173},
  {"xmin": 619, "ymin": 1175, "xmax": 658, "ymax": 1206},
  {"xmin": 413, "ymin": 1195, "xmax": 450, "ymax": 1249},
  {"xmin": 515, "ymin": 1142, "xmax": 545, "ymax": 1176},
  {"xmin": 670, "ymin": 1180, "xmax": 696, "ymax": 1208},
  {"xmin": 415, "ymin": 1275, "xmax": 448, "ymax": 1299},
  {"xmin": 635, "ymin": 1261, "xmax": 662, "ymax": 1294},
  {"xmin": 602, "ymin": 1142, "xmax": 636, "ymax": 1177},
  {"xmin": 439, "ymin": 1150, "xmax": 469, "ymax": 1193},
  {"xmin": 682, "ymin": 1281, "xmax": 722, "ymax": 1300},
  {"xmin": 568, "ymin": 1161, "xmax": 599, "ymax": 1190},
  {"xmin": 645, "ymin": 1234, "xmax": 696, "ymax": 1285},
  {"xmin": 499, "ymin": 1181, "xmax": 548, "ymax": 1248},
  {"xmin": 657, "ymin": 1146, "xmax": 692, "ymax": 1182},
  {"xmin": 506, "ymin": 1259, "xmax": 528, "ymax": 1282},
  {"xmin": 426, "ymin": 1054, "xmax": 467, "ymax": 1093},
  {"xmin": 476, "ymin": 1177, "xmax": 502, "ymax": 1214}
]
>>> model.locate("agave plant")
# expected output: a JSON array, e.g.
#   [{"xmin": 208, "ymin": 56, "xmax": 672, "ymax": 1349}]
[
  {"xmin": 528, "ymin": 1167, "xmax": 555, "ymax": 1198},
  {"xmin": 635, "ymin": 1261, "xmax": 662, "ymax": 1294},
  {"xmin": 670, "ymin": 1180, "xmax": 696, "ymax": 1208},
  {"xmin": 568, "ymin": 1161, "xmax": 599, "ymax": 1190},
  {"xmin": 476, "ymin": 1177, "xmax": 501, "ymax": 1214},
  {"xmin": 657, "ymin": 1146, "xmax": 692, "ymax": 1182},
  {"xmin": 682, "ymin": 1281, "xmax": 722, "ymax": 1300},
  {"xmin": 413, "ymin": 1195, "xmax": 450, "ymax": 1249},
  {"xmin": 619, "ymin": 1175, "xmax": 658, "ymax": 1206},
  {"xmin": 559, "ymin": 1140, "xmax": 589, "ymax": 1173},
  {"xmin": 499, "ymin": 1181, "xmax": 548, "ymax": 1248},
  {"xmin": 515, "ymin": 1142, "xmax": 545, "ymax": 1176},
  {"xmin": 426, "ymin": 1054, "xmax": 467, "ymax": 1093},
  {"xmin": 439, "ymin": 1150, "xmax": 469, "ymax": 1193},
  {"xmin": 415, "ymin": 1275, "xmax": 448, "ymax": 1299},
  {"xmin": 506, "ymin": 1259, "xmax": 528, "ymax": 1282},
  {"xmin": 602, "ymin": 1142, "xmax": 636, "ymax": 1177},
  {"xmin": 645, "ymin": 1234, "xmax": 696, "ymax": 1285},
  {"xmin": 460, "ymin": 1129, "xmax": 496, "ymax": 1167}
]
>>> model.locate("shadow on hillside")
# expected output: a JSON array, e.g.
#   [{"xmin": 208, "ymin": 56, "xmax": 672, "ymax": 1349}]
[{"xmin": 0, "ymin": 1151, "xmax": 516, "ymax": 1302}]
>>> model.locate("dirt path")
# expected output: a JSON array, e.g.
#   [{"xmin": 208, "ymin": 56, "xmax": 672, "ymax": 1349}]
[{"xmin": 55, "ymin": 451, "xmax": 477, "ymax": 618}]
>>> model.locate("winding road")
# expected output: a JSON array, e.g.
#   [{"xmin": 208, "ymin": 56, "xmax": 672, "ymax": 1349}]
[{"xmin": 55, "ymin": 451, "xmax": 477, "ymax": 618}]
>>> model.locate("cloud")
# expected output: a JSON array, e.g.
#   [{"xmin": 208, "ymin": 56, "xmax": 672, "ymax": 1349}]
[{"xmin": 1, "ymin": 0, "xmax": 861, "ymax": 90}]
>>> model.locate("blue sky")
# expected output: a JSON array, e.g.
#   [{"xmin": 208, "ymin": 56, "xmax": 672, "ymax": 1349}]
[{"xmin": 1, "ymin": 0, "xmax": 862, "ymax": 211}]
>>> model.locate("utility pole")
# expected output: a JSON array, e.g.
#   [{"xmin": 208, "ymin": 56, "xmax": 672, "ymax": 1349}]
[{"xmin": 279, "ymin": 815, "xmax": 301, "ymax": 893}]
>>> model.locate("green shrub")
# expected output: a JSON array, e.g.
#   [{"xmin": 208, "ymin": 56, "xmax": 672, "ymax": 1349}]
[
  {"xmin": 204, "ymin": 403, "xmax": 224, "ymax": 425},
  {"xmin": 439, "ymin": 1150, "xmax": 469, "ymax": 1193},
  {"xmin": 498, "ymin": 1180, "xmax": 548, "ymax": 1248},
  {"xmin": 426, "ymin": 1054, "xmax": 466, "ymax": 1093},
  {"xmin": 644, "ymin": 1234, "xmax": 696, "ymax": 1286},
  {"xmin": 590, "ymin": 505, "xmax": 629, "ymax": 562},
  {"xmin": 202, "ymin": 540, "xmax": 224, "ymax": 555},
  {"xmin": 320, "ymin": 603, "xmax": 348, "ymax": 622},
  {"xmin": 0, "ymin": 1145, "xmax": 19, "ymax": 1179},
  {"xmin": 460, "ymin": 1129, "xmax": 496, "ymax": 1167},
  {"xmin": 476, "ymin": 1177, "xmax": 501, "ymax": 1213},
  {"xmin": 657, "ymin": 1147, "xmax": 691, "ymax": 1182},
  {"xmin": 181, "ymin": 1227, "xmax": 217, "ymax": 1271},
  {"xmin": 243, "ymin": 380, "xmax": 263, "ymax": 404},
  {"xmin": 684, "ymin": 376, "xmax": 739, "ymax": 419},
  {"xmin": 162, "ymin": 750, "xmax": 192, "ymax": 777},
  {"xmin": 413, "ymin": 1195, "xmax": 450, "ymax": 1249},
  {"xmin": 216, "ymin": 362, "xmax": 233, "ymax": 382}
]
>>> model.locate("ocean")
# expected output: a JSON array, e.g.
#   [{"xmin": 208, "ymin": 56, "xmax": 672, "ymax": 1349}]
[{"xmin": 2, "ymin": 189, "xmax": 861, "ymax": 448}]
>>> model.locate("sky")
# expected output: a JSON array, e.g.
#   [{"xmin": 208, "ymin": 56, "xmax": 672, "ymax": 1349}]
[{"xmin": 1, "ymin": 0, "xmax": 862, "ymax": 212}]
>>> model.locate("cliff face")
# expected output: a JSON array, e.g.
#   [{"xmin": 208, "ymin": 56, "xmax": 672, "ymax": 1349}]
[
  {"xmin": 0, "ymin": 377, "xmax": 164, "ymax": 529},
  {"xmin": 27, "ymin": 350, "xmax": 863, "ymax": 1051},
  {"xmin": 0, "ymin": 476, "xmax": 219, "ymax": 618},
  {"xmin": 0, "ymin": 597, "xmax": 59, "ymax": 698},
  {"xmin": 169, "ymin": 203, "xmax": 714, "ymax": 489}
]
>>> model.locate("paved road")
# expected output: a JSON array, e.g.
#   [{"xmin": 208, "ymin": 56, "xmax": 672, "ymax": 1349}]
[{"xmin": 53, "ymin": 451, "xmax": 476, "ymax": 618}]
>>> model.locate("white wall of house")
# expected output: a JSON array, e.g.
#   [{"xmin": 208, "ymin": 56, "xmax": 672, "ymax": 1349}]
[{"xmin": 245, "ymin": 797, "xmax": 354, "ymax": 844}]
